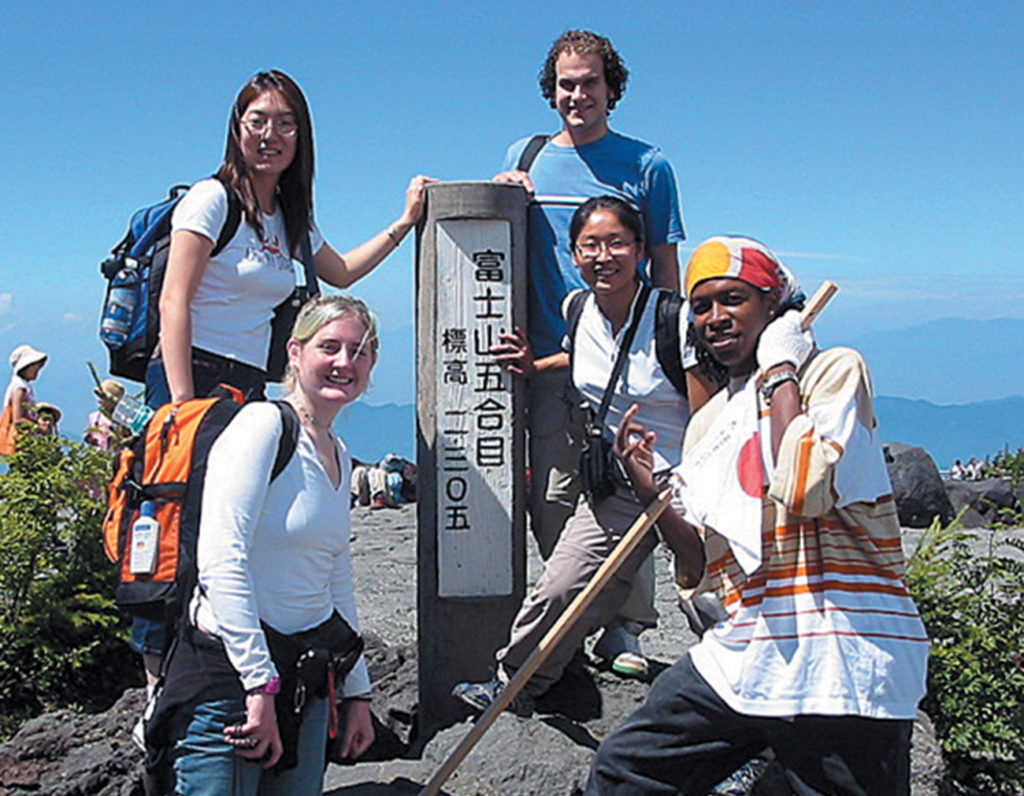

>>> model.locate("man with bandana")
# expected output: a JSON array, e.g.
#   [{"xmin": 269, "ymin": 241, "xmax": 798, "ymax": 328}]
[{"xmin": 585, "ymin": 236, "xmax": 929, "ymax": 795}]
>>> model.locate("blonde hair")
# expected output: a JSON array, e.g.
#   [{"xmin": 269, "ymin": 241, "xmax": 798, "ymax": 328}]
[{"xmin": 283, "ymin": 294, "xmax": 379, "ymax": 392}]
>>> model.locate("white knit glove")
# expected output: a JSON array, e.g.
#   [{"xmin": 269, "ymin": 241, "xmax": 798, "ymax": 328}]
[{"xmin": 756, "ymin": 309, "xmax": 814, "ymax": 372}]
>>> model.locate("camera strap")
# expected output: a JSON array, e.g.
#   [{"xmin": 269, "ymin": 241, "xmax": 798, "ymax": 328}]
[{"xmin": 589, "ymin": 283, "xmax": 651, "ymax": 435}]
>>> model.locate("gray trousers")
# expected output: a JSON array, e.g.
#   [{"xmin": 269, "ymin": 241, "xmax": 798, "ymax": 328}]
[
  {"xmin": 527, "ymin": 370, "xmax": 657, "ymax": 631},
  {"xmin": 497, "ymin": 485, "xmax": 659, "ymax": 697}
]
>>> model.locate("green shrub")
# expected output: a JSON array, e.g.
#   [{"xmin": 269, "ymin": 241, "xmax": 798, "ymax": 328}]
[
  {"xmin": 0, "ymin": 431, "xmax": 140, "ymax": 739},
  {"xmin": 908, "ymin": 510, "xmax": 1024, "ymax": 793},
  {"xmin": 989, "ymin": 447, "xmax": 1024, "ymax": 489}
]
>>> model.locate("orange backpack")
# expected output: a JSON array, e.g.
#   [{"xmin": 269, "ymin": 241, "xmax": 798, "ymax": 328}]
[
  {"xmin": 0, "ymin": 402, "xmax": 16, "ymax": 455},
  {"xmin": 102, "ymin": 388, "xmax": 299, "ymax": 649}
]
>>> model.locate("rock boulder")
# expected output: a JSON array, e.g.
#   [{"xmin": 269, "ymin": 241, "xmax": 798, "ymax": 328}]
[
  {"xmin": 945, "ymin": 477, "xmax": 1021, "ymax": 528},
  {"xmin": 884, "ymin": 443, "xmax": 954, "ymax": 527}
]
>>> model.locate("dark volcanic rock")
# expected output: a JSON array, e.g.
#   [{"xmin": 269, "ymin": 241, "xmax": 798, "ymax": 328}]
[
  {"xmin": 945, "ymin": 477, "xmax": 1021, "ymax": 527},
  {"xmin": 5, "ymin": 503, "xmax": 949, "ymax": 795},
  {"xmin": 885, "ymin": 443, "xmax": 954, "ymax": 527},
  {"xmin": 0, "ymin": 689, "xmax": 145, "ymax": 796}
]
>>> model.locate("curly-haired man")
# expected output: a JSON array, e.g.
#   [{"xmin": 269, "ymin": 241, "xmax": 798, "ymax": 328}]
[{"xmin": 488, "ymin": 30, "xmax": 692, "ymax": 679}]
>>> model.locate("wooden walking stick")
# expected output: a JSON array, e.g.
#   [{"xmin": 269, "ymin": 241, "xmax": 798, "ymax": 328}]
[
  {"xmin": 420, "ymin": 281, "xmax": 838, "ymax": 795},
  {"xmin": 800, "ymin": 280, "xmax": 838, "ymax": 331},
  {"xmin": 420, "ymin": 487, "xmax": 674, "ymax": 796}
]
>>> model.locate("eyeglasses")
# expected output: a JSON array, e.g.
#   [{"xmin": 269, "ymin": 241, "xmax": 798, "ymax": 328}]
[
  {"xmin": 240, "ymin": 115, "xmax": 298, "ymax": 138},
  {"xmin": 574, "ymin": 238, "xmax": 636, "ymax": 259}
]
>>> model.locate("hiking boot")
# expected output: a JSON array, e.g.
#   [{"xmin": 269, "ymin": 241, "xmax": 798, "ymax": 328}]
[
  {"xmin": 593, "ymin": 623, "xmax": 649, "ymax": 679},
  {"xmin": 451, "ymin": 677, "xmax": 534, "ymax": 717}
]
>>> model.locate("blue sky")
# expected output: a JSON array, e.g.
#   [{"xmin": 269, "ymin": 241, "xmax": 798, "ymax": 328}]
[{"xmin": 2, "ymin": 1, "xmax": 1022, "ymax": 434}]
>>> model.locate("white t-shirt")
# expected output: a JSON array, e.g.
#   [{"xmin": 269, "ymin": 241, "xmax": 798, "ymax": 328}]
[
  {"xmin": 566, "ymin": 287, "xmax": 697, "ymax": 472},
  {"xmin": 193, "ymin": 402, "xmax": 370, "ymax": 697},
  {"xmin": 171, "ymin": 179, "xmax": 327, "ymax": 368}
]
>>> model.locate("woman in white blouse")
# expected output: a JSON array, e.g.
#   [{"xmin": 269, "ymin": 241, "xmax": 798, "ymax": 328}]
[
  {"xmin": 152, "ymin": 69, "xmax": 431, "ymax": 407},
  {"xmin": 168, "ymin": 295, "xmax": 379, "ymax": 794}
]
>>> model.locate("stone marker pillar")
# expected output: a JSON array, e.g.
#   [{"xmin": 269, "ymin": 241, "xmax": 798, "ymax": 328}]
[{"xmin": 416, "ymin": 182, "xmax": 528, "ymax": 731}]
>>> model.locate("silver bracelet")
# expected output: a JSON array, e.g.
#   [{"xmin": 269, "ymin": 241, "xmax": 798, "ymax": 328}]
[
  {"xmin": 385, "ymin": 225, "xmax": 403, "ymax": 247},
  {"xmin": 759, "ymin": 369, "xmax": 798, "ymax": 404}
]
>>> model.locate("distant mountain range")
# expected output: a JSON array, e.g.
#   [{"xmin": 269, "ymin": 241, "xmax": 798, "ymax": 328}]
[
  {"xmin": 875, "ymin": 395, "xmax": 1024, "ymax": 468},
  {"xmin": 337, "ymin": 395, "xmax": 1024, "ymax": 470},
  {"xmin": 5, "ymin": 315, "xmax": 1020, "ymax": 469},
  {"xmin": 839, "ymin": 317, "xmax": 1024, "ymax": 405},
  {"xmin": 335, "ymin": 402, "xmax": 417, "ymax": 463}
]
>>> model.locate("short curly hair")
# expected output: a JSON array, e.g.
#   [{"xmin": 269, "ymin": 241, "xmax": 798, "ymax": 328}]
[{"xmin": 539, "ymin": 30, "xmax": 629, "ymax": 111}]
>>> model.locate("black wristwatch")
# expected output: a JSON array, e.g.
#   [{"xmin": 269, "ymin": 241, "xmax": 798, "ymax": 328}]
[{"xmin": 759, "ymin": 369, "xmax": 798, "ymax": 404}]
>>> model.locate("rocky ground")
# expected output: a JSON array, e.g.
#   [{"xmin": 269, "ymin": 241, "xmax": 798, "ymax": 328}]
[
  {"xmin": 0, "ymin": 502, "xmax": 954, "ymax": 795},
  {"xmin": 321, "ymin": 504, "xmax": 947, "ymax": 796}
]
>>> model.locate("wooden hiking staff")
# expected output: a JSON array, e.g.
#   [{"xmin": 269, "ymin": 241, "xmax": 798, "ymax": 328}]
[
  {"xmin": 420, "ymin": 281, "xmax": 838, "ymax": 795},
  {"xmin": 420, "ymin": 487, "xmax": 674, "ymax": 796},
  {"xmin": 800, "ymin": 280, "xmax": 838, "ymax": 330}
]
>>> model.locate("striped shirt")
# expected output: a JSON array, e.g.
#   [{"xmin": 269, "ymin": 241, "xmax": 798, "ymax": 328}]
[{"xmin": 676, "ymin": 348, "xmax": 929, "ymax": 719}]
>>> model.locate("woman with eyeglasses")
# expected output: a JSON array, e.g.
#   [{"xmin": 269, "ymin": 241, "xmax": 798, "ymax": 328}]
[
  {"xmin": 150, "ymin": 69, "xmax": 433, "ymax": 409},
  {"xmin": 133, "ymin": 67, "xmax": 433, "ymax": 729},
  {"xmin": 453, "ymin": 195, "xmax": 705, "ymax": 713}
]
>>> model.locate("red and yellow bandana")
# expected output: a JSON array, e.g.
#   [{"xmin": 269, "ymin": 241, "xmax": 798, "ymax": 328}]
[{"xmin": 684, "ymin": 236, "xmax": 783, "ymax": 298}]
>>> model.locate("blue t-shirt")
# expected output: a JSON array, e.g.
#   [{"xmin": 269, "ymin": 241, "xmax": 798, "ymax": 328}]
[{"xmin": 502, "ymin": 130, "xmax": 685, "ymax": 357}]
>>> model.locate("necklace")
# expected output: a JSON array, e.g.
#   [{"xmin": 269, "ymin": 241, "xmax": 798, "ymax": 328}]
[{"xmin": 292, "ymin": 399, "xmax": 332, "ymax": 435}]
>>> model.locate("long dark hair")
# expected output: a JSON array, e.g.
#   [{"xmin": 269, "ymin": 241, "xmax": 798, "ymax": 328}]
[{"xmin": 216, "ymin": 70, "xmax": 314, "ymax": 256}]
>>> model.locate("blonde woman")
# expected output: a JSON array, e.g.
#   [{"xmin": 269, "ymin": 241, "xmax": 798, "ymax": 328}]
[{"xmin": 163, "ymin": 295, "xmax": 379, "ymax": 794}]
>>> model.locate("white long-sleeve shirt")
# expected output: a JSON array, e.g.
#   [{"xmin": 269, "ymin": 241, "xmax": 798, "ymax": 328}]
[{"xmin": 193, "ymin": 401, "xmax": 370, "ymax": 696}]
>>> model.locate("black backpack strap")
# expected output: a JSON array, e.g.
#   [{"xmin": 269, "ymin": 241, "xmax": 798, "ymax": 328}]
[
  {"xmin": 593, "ymin": 284, "xmax": 650, "ymax": 429},
  {"xmin": 516, "ymin": 134, "xmax": 550, "ymax": 173},
  {"xmin": 212, "ymin": 184, "xmax": 242, "ymax": 258},
  {"xmin": 271, "ymin": 401, "xmax": 301, "ymax": 482},
  {"xmin": 563, "ymin": 288, "xmax": 589, "ymax": 374},
  {"xmin": 654, "ymin": 289, "xmax": 688, "ymax": 397},
  {"xmin": 298, "ymin": 232, "xmax": 320, "ymax": 298}
]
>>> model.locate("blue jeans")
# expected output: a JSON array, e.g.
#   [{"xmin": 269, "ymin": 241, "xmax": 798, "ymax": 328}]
[
  {"xmin": 172, "ymin": 694, "xmax": 328, "ymax": 795},
  {"xmin": 129, "ymin": 615, "xmax": 167, "ymax": 656}
]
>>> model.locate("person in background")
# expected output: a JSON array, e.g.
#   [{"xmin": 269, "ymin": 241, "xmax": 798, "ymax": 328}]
[
  {"xmin": 490, "ymin": 29, "xmax": 705, "ymax": 677},
  {"xmin": 34, "ymin": 403, "xmax": 61, "ymax": 436},
  {"xmin": 1, "ymin": 344, "xmax": 48, "ymax": 456},
  {"xmin": 585, "ymin": 236, "xmax": 929, "ymax": 795},
  {"xmin": 85, "ymin": 379, "xmax": 124, "ymax": 451},
  {"xmin": 161, "ymin": 295, "xmax": 380, "ymax": 794}
]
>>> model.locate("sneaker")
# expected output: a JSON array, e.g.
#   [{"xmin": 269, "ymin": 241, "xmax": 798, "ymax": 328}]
[
  {"xmin": 593, "ymin": 623, "xmax": 649, "ymax": 679},
  {"xmin": 370, "ymin": 491, "xmax": 388, "ymax": 510},
  {"xmin": 710, "ymin": 757, "xmax": 770, "ymax": 795},
  {"xmin": 131, "ymin": 715, "xmax": 146, "ymax": 752},
  {"xmin": 451, "ymin": 677, "xmax": 534, "ymax": 716}
]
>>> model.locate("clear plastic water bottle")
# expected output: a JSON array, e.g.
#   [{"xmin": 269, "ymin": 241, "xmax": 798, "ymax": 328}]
[
  {"xmin": 129, "ymin": 501, "xmax": 160, "ymax": 576},
  {"xmin": 112, "ymin": 392, "xmax": 155, "ymax": 436},
  {"xmin": 99, "ymin": 260, "xmax": 137, "ymax": 349}
]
